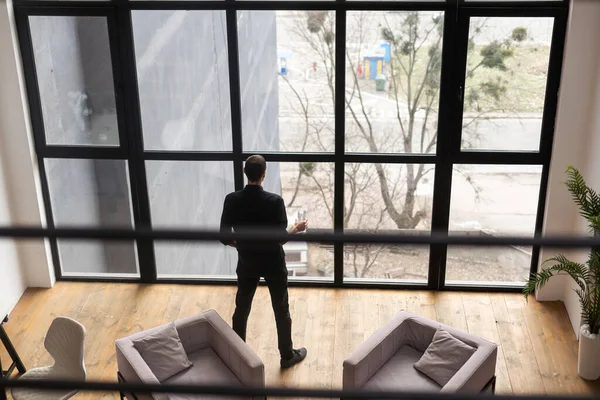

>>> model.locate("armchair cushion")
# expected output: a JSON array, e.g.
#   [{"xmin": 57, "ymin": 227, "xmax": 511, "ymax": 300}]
[
  {"xmin": 164, "ymin": 347, "xmax": 242, "ymax": 400},
  {"xmin": 362, "ymin": 345, "xmax": 441, "ymax": 392},
  {"xmin": 414, "ymin": 328, "xmax": 476, "ymax": 387},
  {"xmin": 132, "ymin": 322, "xmax": 193, "ymax": 382}
]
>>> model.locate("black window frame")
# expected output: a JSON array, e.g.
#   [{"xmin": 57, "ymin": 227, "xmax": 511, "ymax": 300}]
[{"xmin": 13, "ymin": 0, "xmax": 569, "ymax": 291}]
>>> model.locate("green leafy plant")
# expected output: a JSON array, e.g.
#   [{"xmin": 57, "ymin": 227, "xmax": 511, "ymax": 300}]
[
  {"xmin": 523, "ymin": 166, "xmax": 600, "ymax": 334},
  {"xmin": 511, "ymin": 27, "xmax": 528, "ymax": 42}
]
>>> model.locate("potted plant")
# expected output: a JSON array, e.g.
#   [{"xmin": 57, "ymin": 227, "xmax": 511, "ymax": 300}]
[{"xmin": 524, "ymin": 166, "xmax": 600, "ymax": 380}]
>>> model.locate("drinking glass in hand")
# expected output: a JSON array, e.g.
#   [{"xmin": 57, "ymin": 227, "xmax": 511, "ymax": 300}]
[{"xmin": 296, "ymin": 210, "xmax": 307, "ymax": 234}]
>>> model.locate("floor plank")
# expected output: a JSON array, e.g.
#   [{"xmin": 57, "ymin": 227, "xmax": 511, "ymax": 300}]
[
  {"xmin": 496, "ymin": 295, "xmax": 546, "ymax": 395},
  {"xmin": 434, "ymin": 292, "xmax": 467, "ymax": 331},
  {"xmin": 2, "ymin": 282, "xmax": 598, "ymax": 398},
  {"xmin": 521, "ymin": 297, "xmax": 579, "ymax": 395},
  {"xmin": 485, "ymin": 294, "xmax": 513, "ymax": 394}
]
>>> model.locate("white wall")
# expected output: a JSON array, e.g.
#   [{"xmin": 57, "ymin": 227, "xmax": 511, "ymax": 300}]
[
  {"xmin": 538, "ymin": 0, "xmax": 600, "ymax": 337},
  {"xmin": 566, "ymin": 9, "xmax": 600, "ymax": 336},
  {"xmin": 0, "ymin": 146, "xmax": 26, "ymax": 319},
  {"xmin": 0, "ymin": 0, "xmax": 55, "ymax": 316}
]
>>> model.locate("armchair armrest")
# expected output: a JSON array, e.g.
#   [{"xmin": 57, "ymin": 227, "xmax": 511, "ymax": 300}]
[
  {"xmin": 115, "ymin": 339, "xmax": 167, "ymax": 400},
  {"xmin": 343, "ymin": 312, "xmax": 411, "ymax": 389},
  {"xmin": 204, "ymin": 310, "xmax": 265, "ymax": 388},
  {"xmin": 441, "ymin": 341, "xmax": 497, "ymax": 393}
]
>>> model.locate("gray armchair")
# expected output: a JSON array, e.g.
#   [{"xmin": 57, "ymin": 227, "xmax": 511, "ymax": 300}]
[
  {"xmin": 343, "ymin": 311, "xmax": 497, "ymax": 394},
  {"xmin": 116, "ymin": 310, "xmax": 265, "ymax": 400}
]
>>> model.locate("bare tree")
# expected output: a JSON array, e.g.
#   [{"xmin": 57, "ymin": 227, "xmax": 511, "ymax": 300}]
[{"xmin": 282, "ymin": 11, "xmax": 527, "ymax": 277}]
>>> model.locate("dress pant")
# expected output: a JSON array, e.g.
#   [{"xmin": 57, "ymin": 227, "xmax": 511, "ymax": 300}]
[{"xmin": 232, "ymin": 260, "xmax": 294, "ymax": 359}]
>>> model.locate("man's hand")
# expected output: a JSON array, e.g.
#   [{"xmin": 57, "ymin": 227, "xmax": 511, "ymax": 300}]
[
  {"xmin": 283, "ymin": 220, "xmax": 308, "ymax": 243},
  {"xmin": 295, "ymin": 220, "xmax": 308, "ymax": 232},
  {"xmin": 288, "ymin": 220, "xmax": 308, "ymax": 235}
]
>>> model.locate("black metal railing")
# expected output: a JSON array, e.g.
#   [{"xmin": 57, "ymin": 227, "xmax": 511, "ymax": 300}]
[
  {"xmin": 0, "ymin": 226, "xmax": 597, "ymax": 249},
  {"xmin": 0, "ymin": 378, "xmax": 597, "ymax": 400}
]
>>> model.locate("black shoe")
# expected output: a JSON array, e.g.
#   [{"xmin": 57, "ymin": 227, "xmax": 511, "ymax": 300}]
[{"xmin": 280, "ymin": 348, "xmax": 307, "ymax": 368}]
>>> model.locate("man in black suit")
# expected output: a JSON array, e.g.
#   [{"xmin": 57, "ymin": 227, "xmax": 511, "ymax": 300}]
[{"xmin": 220, "ymin": 155, "xmax": 308, "ymax": 368}]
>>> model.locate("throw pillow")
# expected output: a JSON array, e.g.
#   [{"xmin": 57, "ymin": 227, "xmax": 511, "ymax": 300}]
[
  {"xmin": 132, "ymin": 322, "xmax": 192, "ymax": 382},
  {"xmin": 413, "ymin": 328, "xmax": 476, "ymax": 387}
]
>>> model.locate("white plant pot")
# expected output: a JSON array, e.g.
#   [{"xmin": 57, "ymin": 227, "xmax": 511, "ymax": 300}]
[{"xmin": 578, "ymin": 325, "xmax": 600, "ymax": 380}]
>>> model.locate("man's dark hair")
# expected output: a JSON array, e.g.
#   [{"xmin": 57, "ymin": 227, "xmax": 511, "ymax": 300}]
[{"xmin": 244, "ymin": 155, "xmax": 267, "ymax": 182}]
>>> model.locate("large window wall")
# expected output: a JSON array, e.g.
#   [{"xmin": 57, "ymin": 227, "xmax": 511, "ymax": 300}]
[{"xmin": 14, "ymin": 0, "xmax": 568, "ymax": 290}]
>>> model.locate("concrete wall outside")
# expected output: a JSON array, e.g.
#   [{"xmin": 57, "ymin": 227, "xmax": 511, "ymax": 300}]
[{"xmin": 27, "ymin": 10, "xmax": 280, "ymax": 276}]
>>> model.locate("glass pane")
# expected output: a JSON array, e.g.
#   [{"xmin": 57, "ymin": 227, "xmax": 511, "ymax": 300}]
[
  {"xmin": 45, "ymin": 159, "xmax": 137, "ymax": 275},
  {"xmin": 343, "ymin": 163, "xmax": 434, "ymax": 281},
  {"xmin": 245, "ymin": 162, "xmax": 334, "ymax": 279},
  {"xmin": 132, "ymin": 11, "xmax": 232, "ymax": 151},
  {"xmin": 238, "ymin": 11, "xmax": 335, "ymax": 153},
  {"xmin": 350, "ymin": 0, "xmax": 439, "ymax": 2},
  {"xmin": 345, "ymin": 11, "xmax": 443, "ymax": 154},
  {"xmin": 344, "ymin": 244, "xmax": 430, "ymax": 282},
  {"xmin": 146, "ymin": 161, "xmax": 235, "ymax": 277},
  {"xmin": 23, "ymin": 0, "xmax": 110, "ymax": 1},
  {"xmin": 461, "ymin": 17, "xmax": 554, "ymax": 151},
  {"xmin": 133, "ymin": 0, "xmax": 220, "ymax": 2},
  {"xmin": 239, "ymin": 0, "xmax": 334, "ymax": 1},
  {"xmin": 29, "ymin": 16, "xmax": 119, "ymax": 147},
  {"xmin": 466, "ymin": 0, "xmax": 560, "ymax": 2},
  {"xmin": 446, "ymin": 164, "xmax": 542, "ymax": 285}
]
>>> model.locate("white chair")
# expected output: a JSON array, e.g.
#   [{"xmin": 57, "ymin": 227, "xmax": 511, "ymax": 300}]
[{"xmin": 11, "ymin": 316, "xmax": 86, "ymax": 400}]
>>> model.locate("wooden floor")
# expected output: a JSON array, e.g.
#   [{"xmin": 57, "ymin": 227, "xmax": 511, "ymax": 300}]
[{"xmin": 2, "ymin": 282, "xmax": 600, "ymax": 399}]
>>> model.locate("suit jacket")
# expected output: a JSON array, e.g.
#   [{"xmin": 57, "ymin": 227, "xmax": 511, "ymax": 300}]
[{"xmin": 220, "ymin": 185, "xmax": 288, "ymax": 268}]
